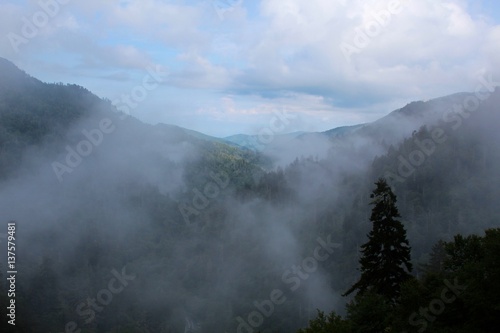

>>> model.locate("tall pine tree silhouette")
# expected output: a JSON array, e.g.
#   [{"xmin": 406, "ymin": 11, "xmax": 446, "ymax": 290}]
[{"xmin": 344, "ymin": 178, "xmax": 412, "ymax": 302}]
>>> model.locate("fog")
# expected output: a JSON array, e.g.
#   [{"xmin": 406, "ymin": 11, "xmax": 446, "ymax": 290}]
[
  {"xmin": 0, "ymin": 73, "xmax": 499, "ymax": 332},
  {"xmin": 1, "ymin": 0, "xmax": 499, "ymax": 329}
]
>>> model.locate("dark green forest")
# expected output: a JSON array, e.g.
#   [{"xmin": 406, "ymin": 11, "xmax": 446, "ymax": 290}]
[
  {"xmin": 0, "ymin": 58, "xmax": 499, "ymax": 332},
  {"xmin": 298, "ymin": 180, "xmax": 500, "ymax": 333}
]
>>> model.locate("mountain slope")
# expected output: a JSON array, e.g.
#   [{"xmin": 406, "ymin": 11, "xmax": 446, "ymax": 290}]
[
  {"xmin": 224, "ymin": 131, "xmax": 306, "ymax": 150},
  {"xmin": 0, "ymin": 57, "xmax": 499, "ymax": 333},
  {"xmin": 0, "ymin": 58, "xmax": 264, "ymax": 182}
]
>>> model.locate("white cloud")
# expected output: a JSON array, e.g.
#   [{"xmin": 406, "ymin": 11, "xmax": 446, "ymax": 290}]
[
  {"xmin": 211, "ymin": 1, "xmax": 495, "ymax": 100},
  {"xmin": 0, "ymin": 0, "xmax": 499, "ymax": 136},
  {"xmin": 167, "ymin": 51, "xmax": 233, "ymax": 89}
]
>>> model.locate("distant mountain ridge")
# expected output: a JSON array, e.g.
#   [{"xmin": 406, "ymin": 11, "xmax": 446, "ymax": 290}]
[
  {"xmin": 0, "ymin": 57, "xmax": 481, "ymax": 154},
  {"xmin": 0, "ymin": 56, "xmax": 491, "ymax": 163},
  {"xmin": 155, "ymin": 123, "xmax": 236, "ymax": 146},
  {"xmin": 0, "ymin": 57, "xmax": 265, "ymax": 181},
  {"xmin": 223, "ymin": 93, "xmax": 481, "ymax": 151},
  {"xmin": 223, "ymin": 131, "xmax": 306, "ymax": 151}
]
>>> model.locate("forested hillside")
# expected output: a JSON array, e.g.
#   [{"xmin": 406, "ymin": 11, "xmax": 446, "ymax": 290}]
[{"xmin": 0, "ymin": 59, "xmax": 499, "ymax": 332}]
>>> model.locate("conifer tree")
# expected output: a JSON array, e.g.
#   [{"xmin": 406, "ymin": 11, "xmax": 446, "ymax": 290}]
[
  {"xmin": 420, "ymin": 239, "xmax": 446, "ymax": 274},
  {"xmin": 344, "ymin": 178, "xmax": 412, "ymax": 302}
]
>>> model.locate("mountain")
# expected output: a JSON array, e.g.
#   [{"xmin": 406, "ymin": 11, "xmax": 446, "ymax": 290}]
[
  {"xmin": 0, "ymin": 57, "xmax": 499, "ymax": 333},
  {"xmin": 322, "ymin": 124, "xmax": 364, "ymax": 138},
  {"xmin": 282, "ymin": 92, "xmax": 479, "ymax": 150},
  {"xmin": 223, "ymin": 92, "xmax": 482, "ymax": 169},
  {"xmin": 0, "ymin": 58, "xmax": 264, "ymax": 183},
  {"xmin": 224, "ymin": 131, "xmax": 306, "ymax": 150},
  {"xmin": 156, "ymin": 123, "xmax": 237, "ymax": 146},
  {"xmin": 0, "ymin": 59, "xmax": 109, "ymax": 178}
]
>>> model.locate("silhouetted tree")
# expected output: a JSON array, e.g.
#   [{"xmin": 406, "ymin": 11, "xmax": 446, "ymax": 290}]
[{"xmin": 344, "ymin": 178, "xmax": 412, "ymax": 303}]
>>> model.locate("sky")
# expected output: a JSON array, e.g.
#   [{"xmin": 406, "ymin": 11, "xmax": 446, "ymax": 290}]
[{"xmin": 1, "ymin": 0, "xmax": 500, "ymax": 137}]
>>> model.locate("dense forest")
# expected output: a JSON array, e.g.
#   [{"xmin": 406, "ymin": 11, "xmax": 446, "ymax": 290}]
[
  {"xmin": 298, "ymin": 180, "xmax": 500, "ymax": 333},
  {"xmin": 0, "ymin": 58, "xmax": 499, "ymax": 332}
]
